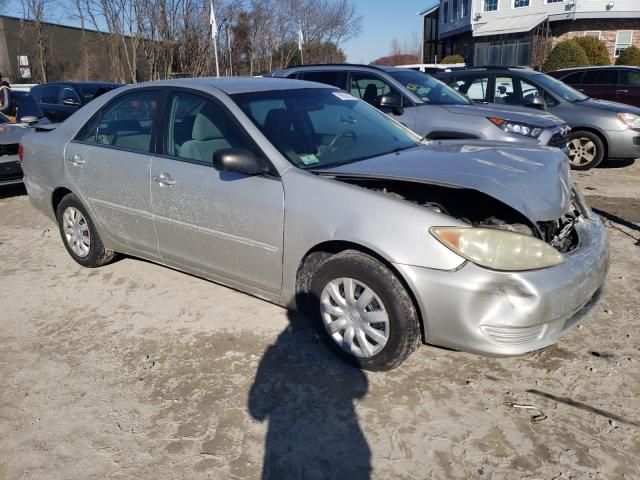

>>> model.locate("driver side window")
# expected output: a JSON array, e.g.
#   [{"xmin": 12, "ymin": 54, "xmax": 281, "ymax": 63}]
[{"xmin": 349, "ymin": 73, "xmax": 401, "ymax": 106}]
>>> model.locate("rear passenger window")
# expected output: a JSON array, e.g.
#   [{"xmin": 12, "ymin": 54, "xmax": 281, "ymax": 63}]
[
  {"xmin": 583, "ymin": 70, "xmax": 617, "ymax": 85},
  {"xmin": 164, "ymin": 91, "xmax": 258, "ymax": 165},
  {"xmin": 95, "ymin": 91, "xmax": 159, "ymax": 152},
  {"xmin": 453, "ymin": 76, "xmax": 489, "ymax": 102},
  {"xmin": 299, "ymin": 71, "xmax": 346, "ymax": 89}
]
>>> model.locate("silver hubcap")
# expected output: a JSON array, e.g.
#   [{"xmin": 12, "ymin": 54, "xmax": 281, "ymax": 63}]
[
  {"xmin": 62, "ymin": 207, "xmax": 91, "ymax": 258},
  {"xmin": 568, "ymin": 138, "xmax": 597, "ymax": 167},
  {"xmin": 320, "ymin": 278, "xmax": 389, "ymax": 358}
]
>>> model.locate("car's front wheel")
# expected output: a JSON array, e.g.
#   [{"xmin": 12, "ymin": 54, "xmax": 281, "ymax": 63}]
[
  {"xmin": 309, "ymin": 250, "xmax": 421, "ymax": 371},
  {"xmin": 56, "ymin": 193, "xmax": 115, "ymax": 268},
  {"xmin": 568, "ymin": 131, "xmax": 605, "ymax": 170}
]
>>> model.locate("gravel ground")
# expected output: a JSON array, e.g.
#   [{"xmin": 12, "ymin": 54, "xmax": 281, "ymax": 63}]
[{"xmin": 1, "ymin": 159, "xmax": 639, "ymax": 480}]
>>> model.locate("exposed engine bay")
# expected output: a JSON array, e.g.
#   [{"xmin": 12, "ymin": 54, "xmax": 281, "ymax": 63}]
[{"xmin": 332, "ymin": 176, "xmax": 581, "ymax": 253}]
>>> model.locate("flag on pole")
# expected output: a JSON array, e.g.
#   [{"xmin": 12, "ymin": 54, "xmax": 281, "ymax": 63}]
[
  {"xmin": 298, "ymin": 27, "xmax": 304, "ymax": 51},
  {"xmin": 210, "ymin": 0, "xmax": 218, "ymax": 38}
]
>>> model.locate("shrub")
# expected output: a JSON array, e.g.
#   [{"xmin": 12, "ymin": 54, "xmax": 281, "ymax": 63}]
[
  {"xmin": 441, "ymin": 54, "xmax": 465, "ymax": 64},
  {"xmin": 542, "ymin": 39, "xmax": 589, "ymax": 72},
  {"xmin": 573, "ymin": 36, "xmax": 610, "ymax": 65},
  {"xmin": 616, "ymin": 46, "xmax": 640, "ymax": 66}
]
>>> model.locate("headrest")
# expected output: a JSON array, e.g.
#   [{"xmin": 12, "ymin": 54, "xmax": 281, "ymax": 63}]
[
  {"xmin": 192, "ymin": 112, "xmax": 223, "ymax": 141},
  {"xmin": 264, "ymin": 109, "xmax": 292, "ymax": 131}
]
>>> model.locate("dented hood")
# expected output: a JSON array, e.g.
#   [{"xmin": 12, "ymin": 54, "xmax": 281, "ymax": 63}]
[{"xmin": 315, "ymin": 141, "xmax": 573, "ymax": 222}]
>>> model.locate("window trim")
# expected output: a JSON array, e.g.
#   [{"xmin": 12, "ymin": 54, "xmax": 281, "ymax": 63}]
[
  {"xmin": 70, "ymin": 87, "xmax": 164, "ymax": 156},
  {"xmin": 154, "ymin": 86, "xmax": 280, "ymax": 177},
  {"xmin": 482, "ymin": 0, "xmax": 499, "ymax": 13}
]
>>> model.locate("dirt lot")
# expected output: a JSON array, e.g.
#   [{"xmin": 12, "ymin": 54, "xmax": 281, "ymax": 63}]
[{"xmin": 1, "ymin": 159, "xmax": 639, "ymax": 480}]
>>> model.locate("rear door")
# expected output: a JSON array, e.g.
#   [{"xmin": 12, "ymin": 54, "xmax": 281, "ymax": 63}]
[
  {"xmin": 581, "ymin": 69, "xmax": 618, "ymax": 102},
  {"xmin": 64, "ymin": 89, "xmax": 161, "ymax": 257},
  {"xmin": 618, "ymin": 69, "xmax": 640, "ymax": 107},
  {"xmin": 150, "ymin": 89, "xmax": 284, "ymax": 293}
]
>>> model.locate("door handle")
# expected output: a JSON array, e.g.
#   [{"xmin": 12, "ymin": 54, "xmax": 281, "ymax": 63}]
[
  {"xmin": 67, "ymin": 154, "xmax": 85, "ymax": 165},
  {"xmin": 152, "ymin": 173, "xmax": 176, "ymax": 186}
]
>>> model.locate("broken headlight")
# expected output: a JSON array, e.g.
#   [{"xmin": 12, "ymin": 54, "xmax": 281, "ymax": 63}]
[
  {"xmin": 430, "ymin": 227, "xmax": 565, "ymax": 271},
  {"xmin": 488, "ymin": 117, "xmax": 543, "ymax": 138}
]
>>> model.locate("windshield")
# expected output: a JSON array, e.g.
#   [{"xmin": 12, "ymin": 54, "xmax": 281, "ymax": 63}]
[
  {"xmin": 79, "ymin": 84, "xmax": 120, "ymax": 103},
  {"xmin": 231, "ymin": 88, "xmax": 423, "ymax": 169},
  {"xmin": 388, "ymin": 70, "xmax": 471, "ymax": 105},
  {"xmin": 534, "ymin": 73, "xmax": 588, "ymax": 102}
]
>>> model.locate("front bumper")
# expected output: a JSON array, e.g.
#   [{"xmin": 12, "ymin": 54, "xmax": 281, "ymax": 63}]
[
  {"xmin": 396, "ymin": 216, "xmax": 609, "ymax": 356},
  {"xmin": 0, "ymin": 155, "xmax": 23, "ymax": 186},
  {"xmin": 605, "ymin": 128, "xmax": 640, "ymax": 159}
]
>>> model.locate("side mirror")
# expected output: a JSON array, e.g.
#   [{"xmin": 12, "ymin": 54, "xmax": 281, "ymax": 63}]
[
  {"xmin": 213, "ymin": 148, "xmax": 270, "ymax": 176},
  {"xmin": 19, "ymin": 116, "xmax": 39, "ymax": 125},
  {"xmin": 62, "ymin": 97, "xmax": 81, "ymax": 106},
  {"xmin": 525, "ymin": 95, "xmax": 548, "ymax": 111},
  {"xmin": 377, "ymin": 95, "xmax": 404, "ymax": 115}
]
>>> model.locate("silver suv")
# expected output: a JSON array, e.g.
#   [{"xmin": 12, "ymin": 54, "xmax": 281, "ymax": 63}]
[{"xmin": 266, "ymin": 64, "xmax": 570, "ymax": 151}]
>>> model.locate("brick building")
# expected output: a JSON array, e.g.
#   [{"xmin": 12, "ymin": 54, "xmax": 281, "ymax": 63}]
[{"xmin": 420, "ymin": 0, "xmax": 640, "ymax": 68}]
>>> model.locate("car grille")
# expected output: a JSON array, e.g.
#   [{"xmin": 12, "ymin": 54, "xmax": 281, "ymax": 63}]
[
  {"xmin": 480, "ymin": 324, "xmax": 545, "ymax": 345},
  {"xmin": 547, "ymin": 125, "xmax": 570, "ymax": 149},
  {"xmin": 0, "ymin": 143, "xmax": 19, "ymax": 156}
]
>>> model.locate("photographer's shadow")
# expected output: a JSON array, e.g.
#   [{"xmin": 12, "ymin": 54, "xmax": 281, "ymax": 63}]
[{"xmin": 248, "ymin": 311, "xmax": 371, "ymax": 480}]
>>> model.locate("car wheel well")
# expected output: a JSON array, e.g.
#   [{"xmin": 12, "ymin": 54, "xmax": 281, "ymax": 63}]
[
  {"xmin": 571, "ymin": 127, "xmax": 608, "ymax": 157},
  {"xmin": 51, "ymin": 187, "xmax": 73, "ymax": 219},
  {"xmin": 295, "ymin": 241, "xmax": 427, "ymax": 343}
]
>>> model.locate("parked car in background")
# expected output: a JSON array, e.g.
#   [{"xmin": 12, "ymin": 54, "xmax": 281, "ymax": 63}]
[
  {"xmin": 30, "ymin": 82, "xmax": 122, "ymax": 122},
  {"xmin": 434, "ymin": 67, "xmax": 640, "ymax": 170},
  {"xmin": 547, "ymin": 66, "xmax": 640, "ymax": 108},
  {"xmin": 266, "ymin": 64, "xmax": 570, "ymax": 151},
  {"xmin": 20, "ymin": 78, "xmax": 608, "ymax": 370},
  {"xmin": 0, "ymin": 95, "xmax": 48, "ymax": 186}
]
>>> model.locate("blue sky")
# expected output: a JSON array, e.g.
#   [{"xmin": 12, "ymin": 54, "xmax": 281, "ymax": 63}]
[
  {"xmin": 343, "ymin": 0, "xmax": 437, "ymax": 63},
  {"xmin": 5, "ymin": 0, "xmax": 437, "ymax": 65}
]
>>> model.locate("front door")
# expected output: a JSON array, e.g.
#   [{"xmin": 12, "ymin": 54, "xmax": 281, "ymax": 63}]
[
  {"xmin": 348, "ymin": 72, "xmax": 416, "ymax": 129},
  {"xmin": 150, "ymin": 90, "xmax": 284, "ymax": 294},
  {"xmin": 64, "ymin": 89, "xmax": 161, "ymax": 257}
]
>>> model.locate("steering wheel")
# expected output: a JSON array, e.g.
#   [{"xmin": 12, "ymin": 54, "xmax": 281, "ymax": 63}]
[{"xmin": 326, "ymin": 130, "xmax": 357, "ymax": 152}]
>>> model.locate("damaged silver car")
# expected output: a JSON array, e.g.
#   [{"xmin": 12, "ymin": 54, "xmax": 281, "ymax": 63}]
[{"xmin": 20, "ymin": 78, "xmax": 609, "ymax": 370}]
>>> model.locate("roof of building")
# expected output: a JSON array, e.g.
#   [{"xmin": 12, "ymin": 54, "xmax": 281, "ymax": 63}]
[{"xmin": 473, "ymin": 13, "xmax": 548, "ymax": 37}]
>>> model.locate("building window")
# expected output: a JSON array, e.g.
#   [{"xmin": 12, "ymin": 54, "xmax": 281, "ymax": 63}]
[
  {"xmin": 513, "ymin": 0, "xmax": 529, "ymax": 7},
  {"xmin": 546, "ymin": 0, "xmax": 564, "ymax": 3},
  {"xmin": 452, "ymin": 0, "xmax": 459, "ymax": 19},
  {"xmin": 584, "ymin": 31, "xmax": 601, "ymax": 39},
  {"xmin": 443, "ymin": 1, "xmax": 449, "ymax": 23},
  {"xmin": 462, "ymin": 0, "xmax": 469, "ymax": 16},
  {"xmin": 615, "ymin": 30, "xmax": 633, "ymax": 56},
  {"xmin": 483, "ymin": 0, "xmax": 498, "ymax": 12}
]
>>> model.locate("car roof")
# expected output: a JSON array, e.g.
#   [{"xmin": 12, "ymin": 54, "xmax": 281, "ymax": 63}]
[
  {"xmin": 33, "ymin": 81, "xmax": 123, "ymax": 87},
  {"xmin": 550, "ymin": 65, "xmax": 640, "ymax": 72},
  {"xmin": 270, "ymin": 63, "xmax": 411, "ymax": 74},
  {"xmin": 126, "ymin": 76, "xmax": 338, "ymax": 94}
]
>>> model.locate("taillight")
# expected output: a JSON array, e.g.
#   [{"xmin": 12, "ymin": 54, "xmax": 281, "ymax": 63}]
[{"xmin": 18, "ymin": 144, "xmax": 23, "ymax": 162}]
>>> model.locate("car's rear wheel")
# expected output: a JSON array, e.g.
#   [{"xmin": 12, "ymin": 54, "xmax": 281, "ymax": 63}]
[
  {"xmin": 309, "ymin": 250, "xmax": 421, "ymax": 371},
  {"xmin": 568, "ymin": 131, "xmax": 605, "ymax": 170},
  {"xmin": 56, "ymin": 193, "xmax": 115, "ymax": 268}
]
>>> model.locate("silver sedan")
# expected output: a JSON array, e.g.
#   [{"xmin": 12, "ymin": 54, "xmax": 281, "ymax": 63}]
[{"xmin": 20, "ymin": 78, "xmax": 609, "ymax": 370}]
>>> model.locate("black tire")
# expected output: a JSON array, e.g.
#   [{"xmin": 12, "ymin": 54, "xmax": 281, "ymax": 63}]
[
  {"xmin": 568, "ymin": 131, "xmax": 605, "ymax": 171},
  {"xmin": 56, "ymin": 193, "xmax": 115, "ymax": 268},
  {"xmin": 308, "ymin": 250, "xmax": 421, "ymax": 371}
]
